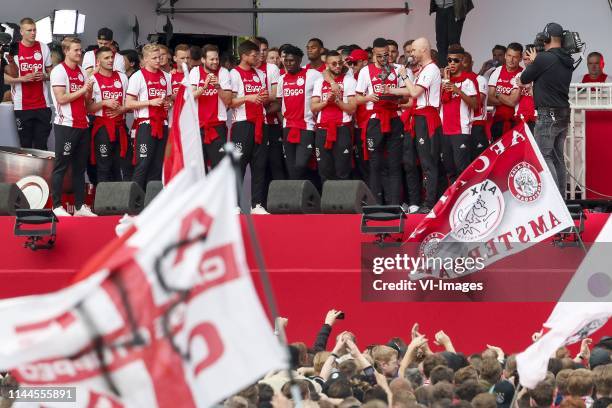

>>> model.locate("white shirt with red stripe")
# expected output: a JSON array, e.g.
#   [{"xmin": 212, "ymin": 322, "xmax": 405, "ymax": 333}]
[
  {"xmin": 230, "ymin": 66, "xmax": 267, "ymax": 122},
  {"xmin": 257, "ymin": 62, "xmax": 281, "ymax": 124},
  {"xmin": 189, "ymin": 66, "xmax": 232, "ymax": 125},
  {"xmin": 312, "ymin": 74, "xmax": 357, "ymax": 124},
  {"xmin": 11, "ymin": 41, "xmax": 52, "ymax": 110},
  {"xmin": 50, "ymin": 62, "xmax": 89, "ymax": 129},
  {"xmin": 414, "ymin": 62, "xmax": 441, "ymax": 109},
  {"xmin": 126, "ymin": 68, "xmax": 172, "ymax": 122},
  {"xmin": 82, "ymin": 50, "xmax": 125, "ymax": 73},
  {"xmin": 276, "ymin": 68, "xmax": 323, "ymax": 130},
  {"xmin": 440, "ymin": 78, "xmax": 477, "ymax": 135},
  {"xmin": 355, "ymin": 64, "xmax": 403, "ymax": 112},
  {"xmin": 488, "ymin": 65, "xmax": 523, "ymax": 120},
  {"xmin": 91, "ymin": 71, "xmax": 129, "ymax": 117},
  {"xmin": 472, "ymin": 75, "xmax": 488, "ymax": 122}
]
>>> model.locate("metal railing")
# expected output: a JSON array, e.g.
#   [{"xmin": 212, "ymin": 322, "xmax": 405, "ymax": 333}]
[{"xmin": 566, "ymin": 83, "xmax": 612, "ymax": 199}]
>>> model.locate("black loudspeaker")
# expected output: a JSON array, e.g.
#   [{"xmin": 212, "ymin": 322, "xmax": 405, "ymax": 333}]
[
  {"xmin": 267, "ymin": 180, "xmax": 321, "ymax": 214},
  {"xmin": 321, "ymin": 180, "xmax": 376, "ymax": 214},
  {"xmin": 0, "ymin": 183, "xmax": 30, "ymax": 215},
  {"xmin": 94, "ymin": 182, "xmax": 144, "ymax": 215},
  {"xmin": 144, "ymin": 181, "xmax": 164, "ymax": 208}
]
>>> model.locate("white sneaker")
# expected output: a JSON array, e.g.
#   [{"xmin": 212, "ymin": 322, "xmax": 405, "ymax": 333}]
[
  {"xmin": 408, "ymin": 205, "xmax": 420, "ymax": 214},
  {"xmin": 53, "ymin": 206, "xmax": 72, "ymax": 217},
  {"xmin": 74, "ymin": 204, "xmax": 98, "ymax": 217},
  {"xmin": 251, "ymin": 204, "xmax": 270, "ymax": 215},
  {"xmin": 235, "ymin": 206, "xmax": 242, "ymax": 215}
]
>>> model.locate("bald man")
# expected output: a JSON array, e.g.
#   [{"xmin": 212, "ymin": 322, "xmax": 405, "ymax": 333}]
[{"xmin": 387, "ymin": 38, "xmax": 443, "ymax": 213}]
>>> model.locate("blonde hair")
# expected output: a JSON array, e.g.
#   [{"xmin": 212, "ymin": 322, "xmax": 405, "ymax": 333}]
[
  {"xmin": 372, "ymin": 345, "xmax": 398, "ymax": 366},
  {"xmin": 142, "ymin": 43, "xmax": 160, "ymax": 58},
  {"xmin": 61, "ymin": 37, "xmax": 81, "ymax": 53},
  {"xmin": 313, "ymin": 351, "xmax": 331, "ymax": 375},
  {"xmin": 20, "ymin": 18, "xmax": 35, "ymax": 27}
]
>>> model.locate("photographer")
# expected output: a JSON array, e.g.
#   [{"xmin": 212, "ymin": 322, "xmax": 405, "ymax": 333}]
[{"xmin": 518, "ymin": 22, "xmax": 573, "ymax": 196}]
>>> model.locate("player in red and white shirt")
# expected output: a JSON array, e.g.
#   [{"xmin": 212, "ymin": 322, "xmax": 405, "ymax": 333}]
[
  {"xmin": 4, "ymin": 17, "xmax": 53, "ymax": 150},
  {"xmin": 462, "ymin": 51, "xmax": 489, "ymax": 159},
  {"xmin": 276, "ymin": 45, "xmax": 323, "ymax": 180},
  {"xmin": 305, "ymin": 38, "xmax": 326, "ymax": 73},
  {"xmin": 310, "ymin": 51, "xmax": 357, "ymax": 182},
  {"xmin": 125, "ymin": 44, "xmax": 172, "ymax": 190},
  {"xmin": 82, "ymin": 27, "xmax": 125, "ymax": 74},
  {"xmin": 488, "ymin": 42, "xmax": 523, "ymax": 141},
  {"xmin": 170, "ymin": 44, "xmax": 190, "ymax": 96},
  {"xmin": 190, "ymin": 44, "xmax": 232, "ymax": 169},
  {"xmin": 345, "ymin": 49, "xmax": 370, "ymax": 182},
  {"xmin": 49, "ymin": 37, "xmax": 95, "ymax": 217},
  {"xmin": 88, "ymin": 47, "xmax": 129, "ymax": 182},
  {"xmin": 440, "ymin": 46, "xmax": 478, "ymax": 183},
  {"xmin": 513, "ymin": 46, "xmax": 537, "ymax": 134},
  {"xmin": 387, "ymin": 37, "xmax": 442, "ymax": 213},
  {"xmin": 229, "ymin": 41, "xmax": 269, "ymax": 213},
  {"xmin": 252, "ymin": 37, "xmax": 285, "ymax": 181},
  {"xmin": 355, "ymin": 38, "xmax": 405, "ymax": 206}
]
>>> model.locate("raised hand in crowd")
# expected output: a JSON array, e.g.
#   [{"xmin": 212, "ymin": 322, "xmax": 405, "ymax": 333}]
[{"xmin": 435, "ymin": 330, "xmax": 456, "ymax": 353}]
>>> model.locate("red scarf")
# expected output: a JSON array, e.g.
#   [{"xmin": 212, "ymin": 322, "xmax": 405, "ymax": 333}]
[
  {"xmin": 91, "ymin": 117, "xmax": 128, "ymax": 164},
  {"xmin": 582, "ymin": 73, "xmax": 608, "ymax": 83},
  {"xmin": 412, "ymin": 106, "xmax": 442, "ymax": 138}
]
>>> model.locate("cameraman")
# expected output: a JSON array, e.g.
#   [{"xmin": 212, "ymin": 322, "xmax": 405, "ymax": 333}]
[{"xmin": 517, "ymin": 22, "xmax": 573, "ymax": 196}]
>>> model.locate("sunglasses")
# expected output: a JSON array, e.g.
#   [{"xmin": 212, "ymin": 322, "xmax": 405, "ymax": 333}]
[
  {"xmin": 346, "ymin": 61, "xmax": 356, "ymax": 66},
  {"xmin": 447, "ymin": 57, "xmax": 462, "ymax": 63}
]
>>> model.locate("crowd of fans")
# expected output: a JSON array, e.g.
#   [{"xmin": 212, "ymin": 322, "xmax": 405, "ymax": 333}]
[{"xmin": 226, "ymin": 311, "xmax": 612, "ymax": 408}]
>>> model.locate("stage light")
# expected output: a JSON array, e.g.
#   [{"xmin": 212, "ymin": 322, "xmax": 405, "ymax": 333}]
[
  {"xmin": 13, "ymin": 209, "xmax": 58, "ymax": 251},
  {"xmin": 35, "ymin": 17, "xmax": 53, "ymax": 44},
  {"xmin": 360, "ymin": 205, "xmax": 406, "ymax": 246},
  {"xmin": 52, "ymin": 10, "xmax": 86, "ymax": 35}
]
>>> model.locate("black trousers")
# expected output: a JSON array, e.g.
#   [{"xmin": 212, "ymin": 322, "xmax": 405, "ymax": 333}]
[
  {"xmin": 402, "ymin": 131, "xmax": 422, "ymax": 207},
  {"xmin": 414, "ymin": 116, "xmax": 444, "ymax": 207},
  {"xmin": 93, "ymin": 126, "xmax": 122, "ymax": 182},
  {"xmin": 315, "ymin": 126, "xmax": 352, "ymax": 183},
  {"xmin": 201, "ymin": 124, "xmax": 227, "ymax": 170},
  {"xmin": 232, "ymin": 120, "xmax": 269, "ymax": 206},
  {"xmin": 283, "ymin": 128, "xmax": 315, "ymax": 180},
  {"xmin": 490, "ymin": 119, "xmax": 513, "ymax": 142},
  {"xmin": 121, "ymin": 134, "xmax": 134, "ymax": 181},
  {"xmin": 435, "ymin": 6, "xmax": 465, "ymax": 67},
  {"xmin": 265, "ymin": 124, "xmax": 286, "ymax": 180},
  {"xmin": 470, "ymin": 124, "xmax": 489, "ymax": 160},
  {"xmin": 353, "ymin": 128, "xmax": 369, "ymax": 184},
  {"xmin": 14, "ymin": 108, "xmax": 52, "ymax": 150},
  {"xmin": 52, "ymin": 124, "xmax": 89, "ymax": 209},
  {"xmin": 442, "ymin": 134, "xmax": 472, "ymax": 183},
  {"xmin": 366, "ymin": 117, "xmax": 403, "ymax": 205},
  {"xmin": 132, "ymin": 123, "xmax": 168, "ymax": 190}
]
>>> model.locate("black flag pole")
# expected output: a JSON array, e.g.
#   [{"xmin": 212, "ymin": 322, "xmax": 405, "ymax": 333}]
[{"xmin": 224, "ymin": 143, "xmax": 303, "ymax": 407}]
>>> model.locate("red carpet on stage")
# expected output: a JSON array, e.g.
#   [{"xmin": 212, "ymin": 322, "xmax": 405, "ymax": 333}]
[{"xmin": 0, "ymin": 214, "xmax": 610, "ymax": 354}]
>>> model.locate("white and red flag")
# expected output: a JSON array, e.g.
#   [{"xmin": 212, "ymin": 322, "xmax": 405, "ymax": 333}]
[
  {"xmin": 163, "ymin": 63, "xmax": 205, "ymax": 184},
  {"xmin": 404, "ymin": 122, "xmax": 573, "ymax": 279},
  {"xmin": 0, "ymin": 158, "xmax": 286, "ymax": 407},
  {"xmin": 516, "ymin": 216, "xmax": 612, "ymax": 389}
]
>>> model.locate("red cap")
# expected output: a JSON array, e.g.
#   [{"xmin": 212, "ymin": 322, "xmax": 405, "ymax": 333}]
[{"xmin": 346, "ymin": 49, "xmax": 368, "ymax": 62}]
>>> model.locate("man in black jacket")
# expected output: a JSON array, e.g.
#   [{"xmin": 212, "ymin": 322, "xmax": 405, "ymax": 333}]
[
  {"xmin": 430, "ymin": 0, "xmax": 474, "ymax": 67},
  {"xmin": 518, "ymin": 22, "xmax": 573, "ymax": 196}
]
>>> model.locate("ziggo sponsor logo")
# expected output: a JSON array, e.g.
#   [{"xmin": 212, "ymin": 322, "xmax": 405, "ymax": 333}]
[
  {"xmin": 283, "ymin": 88, "xmax": 304, "ymax": 97},
  {"xmin": 244, "ymin": 84, "xmax": 263, "ymax": 93},
  {"xmin": 496, "ymin": 85, "xmax": 513, "ymax": 95},
  {"xmin": 148, "ymin": 88, "xmax": 166, "ymax": 98},
  {"xmin": 69, "ymin": 83, "xmax": 83, "ymax": 92},
  {"xmin": 20, "ymin": 62, "xmax": 43, "ymax": 72},
  {"xmin": 102, "ymin": 91, "xmax": 123, "ymax": 100}
]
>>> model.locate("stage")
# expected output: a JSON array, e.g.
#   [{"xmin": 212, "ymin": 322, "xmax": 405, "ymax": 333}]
[{"xmin": 0, "ymin": 213, "xmax": 610, "ymax": 354}]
